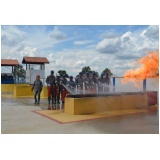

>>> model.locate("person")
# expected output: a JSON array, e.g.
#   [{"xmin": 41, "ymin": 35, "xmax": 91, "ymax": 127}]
[
  {"xmin": 55, "ymin": 73, "xmax": 61, "ymax": 104},
  {"xmin": 90, "ymin": 72, "xmax": 98, "ymax": 93},
  {"xmin": 46, "ymin": 70, "xmax": 56, "ymax": 106},
  {"xmin": 83, "ymin": 72, "xmax": 92, "ymax": 93},
  {"xmin": 31, "ymin": 75, "xmax": 43, "ymax": 105},
  {"xmin": 103, "ymin": 73, "xmax": 111, "ymax": 92},
  {"xmin": 98, "ymin": 73, "xmax": 105, "ymax": 93},
  {"xmin": 75, "ymin": 72, "xmax": 84, "ymax": 92},
  {"xmin": 67, "ymin": 76, "xmax": 76, "ymax": 92},
  {"xmin": 61, "ymin": 74, "xmax": 68, "ymax": 104}
]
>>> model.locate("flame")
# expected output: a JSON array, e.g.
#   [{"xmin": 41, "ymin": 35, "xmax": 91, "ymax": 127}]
[{"xmin": 122, "ymin": 50, "xmax": 159, "ymax": 87}]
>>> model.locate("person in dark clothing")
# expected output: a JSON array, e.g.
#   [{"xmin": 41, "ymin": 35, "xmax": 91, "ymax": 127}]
[
  {"xmin": 55, "ymin": 73, "xmax": 61, "ymax": 104},
  {"xmin": 90, "ymin": 72, "xmax": 98, "ymax": 93},
  {"xmin": 46, "ymin": 70, "xmax": 56, "ymax": 105},
  {"xmin": 61, "ymin": 74, "xmax": 68, "ymax": 104},
  {"xmin": 67, "ymin": 76, "xmax": 76, "ymax": 89},
  {"xmin": 75, "ymin": 72, "xmax": 84, "ymax": 92},
  {"xmin": 104, "ymin": 73, "xmax": 111, "ymax": 92},
  {"xmin": 98, "ymin": 73, "xmax": 105, "ymax": 93},
  {"xmin": 32, "ymin": 75, "xmax": 43, "ymax": 105},
  {"xmin": 84, "ymin": 72, "xmax": 92, "ymax": 93}
]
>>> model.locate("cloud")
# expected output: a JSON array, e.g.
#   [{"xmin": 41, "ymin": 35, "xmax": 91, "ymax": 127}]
[
  {"xmin": 142, "ymin": 25, "xmax": 159, "ymax": 39},
  {"xmin": 19, "ymin": 47, "xmax": 38, "ymax": 57},
  {"xmin": 74, "ymin": 40, "xmax": 93, "ymax": 45},
  {"xmin": 101, "ymin": 31, "xmax": 121, "ymax": 39},
  {"xmin": 50, "ymin": 27, "xmax": 67, "ymax": 40},
  {"xmin": 96, "ymin": 37, "xmax": 122, "ymax": 53},
  {"xmin": 74, "ymin": 59, "xmax": 86, "ymax": 66},
  {"xmin": 1, "ymin": 25, "xmax": 26, "ymax": 47}
]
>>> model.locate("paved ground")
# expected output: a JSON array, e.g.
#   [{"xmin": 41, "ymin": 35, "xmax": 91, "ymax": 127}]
[{"xmin": 1, "ymin": 96, "xmax": 159, "ymax": 134}]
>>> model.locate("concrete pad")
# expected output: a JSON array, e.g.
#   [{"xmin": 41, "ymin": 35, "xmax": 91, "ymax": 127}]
[{"xmin": 34, "ymin": 109, "xmax": 148, "ymax": 124}]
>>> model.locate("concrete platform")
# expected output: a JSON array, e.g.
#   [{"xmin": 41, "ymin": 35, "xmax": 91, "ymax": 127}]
[{"xmin": 1, "ymin": 96, "xmax": 159, "ymax": 134}]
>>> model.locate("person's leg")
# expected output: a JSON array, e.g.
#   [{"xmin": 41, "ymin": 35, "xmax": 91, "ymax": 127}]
[
  {"xmin": 34, "ymin": 91, "xmax": 38, "ymax": 104},
  {"xmin": 57, "ymin": 92, "xmax": 60, "ymax": 103},
  {"xmin": 51, "ymin": 87, "xmax": 54, "ymax": 104},
  {"xmin": 48, "ymin": 86, "xmax": 51, "ymax": 104},
  {"xmin": 37, "ymin": 91, "xmax": 40, "ymax": 104}
]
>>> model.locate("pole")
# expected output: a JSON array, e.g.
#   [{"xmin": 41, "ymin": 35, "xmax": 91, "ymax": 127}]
[
  {"xmin": 113, "ymin": 77, "xmax": 115, "ymax": 92},
  {"xmin": 143, "ymin": 79, "xmax": 146, "ymax": 92}
]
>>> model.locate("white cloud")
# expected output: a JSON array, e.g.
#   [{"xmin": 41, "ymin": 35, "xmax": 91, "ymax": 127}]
[
  {"xmin": 96, "ymin": 37, "xmax": 122, "ymax": 53},
  {"xmin": 50, "ymin": 27, "xmax": 67, "ymax": 40},
  {"xmin": 74, "ymin": 59, "xmax": 86, "ymax": 66},
  {"xmin": 74, "ymin": 40, "xmax": 93, "ymax": 45},
  {"xmin": 19, "ymin": 47, "xmax": 38, "ymax": 57},
  {"xmin": 142, "ymin": 25, "xmax": 159, "ymax": 39}
]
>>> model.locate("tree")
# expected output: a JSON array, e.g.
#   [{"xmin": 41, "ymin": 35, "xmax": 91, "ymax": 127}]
[
  {"xmin": 82, "ymin": 66, "xmax": 91, "ymax": 75},
  {"xmin": 58, "ymin": 70, "xmax": 69, "ymax": 77},
  {"xmin": 102, "ymin": 68, "xmax": 113, "ymax": 77},
  {"xmin": 13, "ymin": 65, "xmax": 26, "ymax": 83}
]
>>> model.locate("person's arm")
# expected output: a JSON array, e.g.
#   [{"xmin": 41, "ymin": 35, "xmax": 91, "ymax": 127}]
[
  {"xmin": 31, "ymin": 81, "xmax": 35, "ymax": 91},
  {"xmin": 46, "ymin": 76, "xmax": 49, "ymax": 84}
]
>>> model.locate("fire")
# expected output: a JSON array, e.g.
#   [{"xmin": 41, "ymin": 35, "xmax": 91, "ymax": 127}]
[{"xmin": 122, "ymin": 50, "xmax": 159, "ymax": 87}]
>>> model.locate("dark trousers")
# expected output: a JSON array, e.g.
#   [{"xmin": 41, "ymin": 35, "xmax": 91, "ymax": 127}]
[{"xmin": 34, "ymin": 91, "xmax": 41, "ymax": 103}]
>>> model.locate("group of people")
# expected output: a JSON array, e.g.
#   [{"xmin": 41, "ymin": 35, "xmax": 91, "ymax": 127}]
[
  {"xmin": 76, "ymin": 72, "xmax": 111, "ymax": 93},
  {"xmin": 31, "ymin": 70, "xmax": 111, "ymax": 107}
]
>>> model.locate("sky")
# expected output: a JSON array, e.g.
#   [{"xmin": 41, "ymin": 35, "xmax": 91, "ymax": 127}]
[{"xmin": 1, "ymin": 25, "xmax": 159, "ymax": 77}]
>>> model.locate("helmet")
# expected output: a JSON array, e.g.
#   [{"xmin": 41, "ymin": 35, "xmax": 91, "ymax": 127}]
[
  {"xmin": 51, "ymin": 70, "xmax": 54, "ymax": 74},
  {"xmin": 79, "ymin": 72, "xmax": 82, "ymax": 75},
  {"xmin": 70, "ymin": 76, "xmax": 73, "ymax": 79},
  {"xmin": 86, "ymin": 72, "xmax": 89, "ymax": 75},
  {"xmin": 93, "ymin": 72, "xmax": 96, "ymax": 75},
  {"xmin": 56, "ymin": 73, "xmax": 60, "ymax": 77}
]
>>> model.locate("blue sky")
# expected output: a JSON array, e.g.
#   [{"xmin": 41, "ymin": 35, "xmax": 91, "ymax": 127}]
[{"xmin": 1, "ymin": 25, "xmax": 159, "ymax": 77}]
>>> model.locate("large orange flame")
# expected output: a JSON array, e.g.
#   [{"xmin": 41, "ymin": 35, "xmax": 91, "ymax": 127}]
[{"xmin": 122, "ymin": 50, "xmax": 159, "ymax": 87}]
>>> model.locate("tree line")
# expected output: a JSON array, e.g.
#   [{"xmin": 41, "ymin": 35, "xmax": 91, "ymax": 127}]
[{"xmin": 13, "ymin": 65, "xmax": 113, "ymax": 82}]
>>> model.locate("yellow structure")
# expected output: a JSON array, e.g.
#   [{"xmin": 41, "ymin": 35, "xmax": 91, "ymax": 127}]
[
  {"xmin": 1, "ymin": 84, "xmax": 27, "ymax": 93},
  {"xmin": 13, "ymin": 85, "xmax": 48, "ymax": 98},
  {"xmin": 64, "ymin": 93, "xmax": 148, "ymax": 115},
  {"xmin": 1, "ymin": 84, "xmax": 48, "ymax": 98}
]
